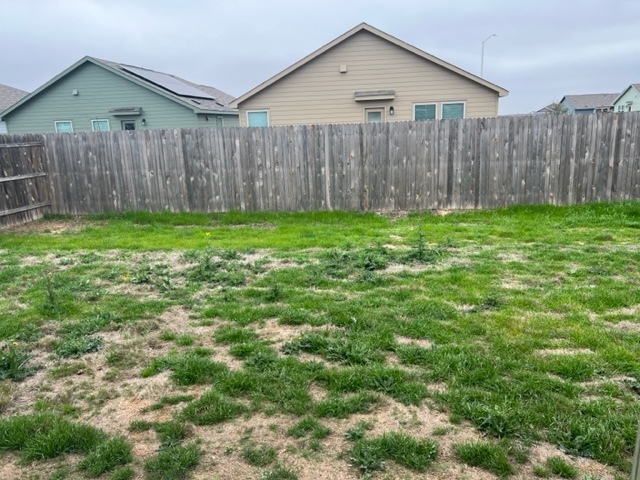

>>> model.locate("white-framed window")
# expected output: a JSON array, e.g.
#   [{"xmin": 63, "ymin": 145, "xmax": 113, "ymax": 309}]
[
  {"xmin": 54, "ymin": 121, "xmax": 73, "ymax": 133},
  {"xmin": 91, "ymin": 119, "xmax": 110, "ymax": 132},
  {"xmin": 442, "ymin": 102, "xmax": 465, "ymax": 119},
  {"xmin": 365, "ymin": 107, "xmax": 385, "ymax": 123},
  {"xmin": 413, "ymin": 103, "xmax": 437, "ymax": 121},
  {"xmin": 247, "ymin": 110, "xmax": 269, "ymax": 127},
  {"xmin": 121, "ymin": 120, "xmax": 136, "ymax": 131}
]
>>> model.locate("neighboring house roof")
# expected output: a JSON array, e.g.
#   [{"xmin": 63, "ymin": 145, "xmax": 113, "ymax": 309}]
[
  {"xmin": 561, "ymin": 93, "xmax": 618, "ymax": 110},
  {"xmin": 612, "ymin": 84, "xmax": 640, "ymax": 106},
  {"xmin": 230, "ymin": 22, "xmax": 508, "ymax": 108},
  {"xmin": 0, "ymin": 84, "xmax": 29, "ymax": 113},
  {"xmin": 1, "ymin": 56, "xmax": 236, "ymax": 119}
]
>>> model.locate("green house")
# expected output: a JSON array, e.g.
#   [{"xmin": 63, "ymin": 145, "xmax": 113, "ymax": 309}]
[
  {"xmin": 612, "ymin": 84, "xmax": 640, "ymax": 113},
  {"xmin": 0, "ymin": 56, "xmax": 238, "ymax": 134}
]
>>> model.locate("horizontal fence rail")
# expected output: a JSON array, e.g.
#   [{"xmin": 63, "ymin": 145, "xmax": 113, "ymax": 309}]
[{"xmin": 2, "ymin": 112, "xmax": 640, "ymax": 219}]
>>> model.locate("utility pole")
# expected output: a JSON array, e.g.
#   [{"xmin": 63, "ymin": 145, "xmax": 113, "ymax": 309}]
[{"xmin": 480, "ymin": 33, "xmax": 497, "ymax": 78}]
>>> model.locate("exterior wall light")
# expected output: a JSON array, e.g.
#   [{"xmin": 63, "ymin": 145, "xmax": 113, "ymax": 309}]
[{"xmin": 389, "ymin": 106, "xmax": 395, "ymax": 115}]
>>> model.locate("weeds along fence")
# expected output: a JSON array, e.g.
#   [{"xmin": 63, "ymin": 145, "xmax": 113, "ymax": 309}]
[{"xmin": 1, "ymin": 112, "xmax": 640, "ymax": 219}]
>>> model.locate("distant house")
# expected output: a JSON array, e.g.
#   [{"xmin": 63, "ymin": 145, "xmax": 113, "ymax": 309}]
[
  {"xmin": 0, "ymin": 56, "xmax": 238, "ymax": 134},
  {"xmin": 0, "ymin": 84, "xmax": 29, "ymax": 134},
  {"xmin": 612, "ymin": 84, "xmax": 640, "ymax": 112},
  {"xmin": 230, "ymin": 23, "xmax": 508, "ymax": 127},
  {"xmin": 559, "ymin": 93, "xmax": 618, "ymax": 114}
]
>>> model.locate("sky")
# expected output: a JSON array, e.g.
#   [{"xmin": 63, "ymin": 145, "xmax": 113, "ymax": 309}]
[{"xmin": 1, "ymin": 0, "xmax": 638, "ymax": 115}]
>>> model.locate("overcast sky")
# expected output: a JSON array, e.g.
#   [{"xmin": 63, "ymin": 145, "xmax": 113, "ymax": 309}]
[{"xmin": 1, "ymin": 0, "xmax": 638, "ymax": 115}]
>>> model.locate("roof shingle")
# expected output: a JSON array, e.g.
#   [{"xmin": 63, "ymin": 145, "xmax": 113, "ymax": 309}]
[{"xmin": 0, "ymin": 84, "xmax": 29, "ymax": 112}]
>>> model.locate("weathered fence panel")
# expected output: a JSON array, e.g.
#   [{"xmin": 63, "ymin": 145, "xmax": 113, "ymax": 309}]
[
  {"xmin": 3, "ymin": 112, "xmax": 640, "ymax": 223},
  {"xmin": 0, "ymin": 134, "xmax": 50, "ymax": 228}
]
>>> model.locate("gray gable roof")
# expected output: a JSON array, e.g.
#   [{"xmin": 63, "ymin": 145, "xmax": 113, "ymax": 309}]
[
  {"xmin": 563, "ymin": 93, "xmax": 618, "ymax": 110},
  {"xmin": 91, "ymin": 57, "xmax": 237, "ymax": 114},
  {"xmin": 0, "ymin": 84, "xmax": 29, "ymax": 112}
]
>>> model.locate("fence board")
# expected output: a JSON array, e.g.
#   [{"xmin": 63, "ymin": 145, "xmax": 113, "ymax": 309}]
[{"xmin": 3, "ymin": 113, "xmax": 640, "ymax": 224}]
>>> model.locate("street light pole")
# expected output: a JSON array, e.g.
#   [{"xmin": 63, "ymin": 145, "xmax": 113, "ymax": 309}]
[{"xmin": 480, "ymin": 33, "xmax": 497, "ymax": 78}]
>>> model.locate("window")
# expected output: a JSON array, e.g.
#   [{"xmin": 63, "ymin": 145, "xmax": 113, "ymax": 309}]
[
  {"xmin": 442, "ymin": 102, "xmax": 465, "ymax": 119},
  {"xmin": 121, "ymin": 120, "xmax": 136, "ymax": 131},
  {"xmin": 414, "ymin": 104, "xmax": 436, "ymax": 120},
  {"xmin": 247, "ymin": 110, "xmax": 269, "ymax": 127},
  {"xmin": 54, "ymin": 121, "xmax": 73, "ymax": 133},
  {"xmin": 365, "ymin": 108, "xmax": 384, "ymax": 123},
  {"xmin": 92, "ymin": 119, "xmax": 110, "ymax": 132}
]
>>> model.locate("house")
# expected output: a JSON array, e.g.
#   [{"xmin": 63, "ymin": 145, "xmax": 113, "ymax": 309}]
[
  {"xmin": 559, "ymin": 93, "xmax": 618, "ymax": 114},
  {"xmin": 0, "ymin": 56, "xmax": 238, "ymax": 134},
  {"xmin": 0, "ymin": 84, "xmax": 29, "ymax": 134},
  {"xmin": 611, "ymin": 84, "xmax": 640, "ymax": 112},
  {"xmin": 230, "ymin": 23, "xmax": 508, "ymax": 127}
]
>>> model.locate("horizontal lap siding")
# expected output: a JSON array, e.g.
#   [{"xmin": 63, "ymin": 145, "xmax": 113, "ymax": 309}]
[
  {"xmin": 238, "ymin": 31, "xmax": 499, "ymax": 126},
  {"xmin": 5, "ymin": 63, "xmax": 205, "ymax": 134}
]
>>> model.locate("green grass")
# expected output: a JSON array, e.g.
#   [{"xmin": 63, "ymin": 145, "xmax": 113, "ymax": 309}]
[
  {"xmin": 3, "ymin": 204, "xmax": 640, "ymax": 477},
  {"xmin": 242, "ymin": 444, "xmax": 277, "ymax": 467},
  {"xmin": 546, "ymin": 456, "xmax": 579, "ymax": 479},
  {"xmin": 348, "ymin": 432, "xmax": 438, "ymax": 475},
  {"xmin": 143, "ymin": 443, "xmax": 201, "ymax": 480},
  {"xmin": 454, "ymin": 440, "xmax": 514, "ymax": 477},
  {"xmin": 78, "ymin": 435, "xmax": 133, "ymax": 477}
]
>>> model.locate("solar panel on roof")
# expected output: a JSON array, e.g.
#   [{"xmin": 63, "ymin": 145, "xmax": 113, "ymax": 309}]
[{"xmin": 121, "ymin": 65, "xmax": 215, "ymax": 100}]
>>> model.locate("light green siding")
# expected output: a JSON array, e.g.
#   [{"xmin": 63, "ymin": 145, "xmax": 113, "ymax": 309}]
[
  {"xmin": 613, "ymin": 86, "xmax": 640, "ymax": 112},
  {"xmin": 4, "ymin": 63, "xmax": 237, "ymax": 133},
  {"xmin": 196, "ymin": 114, "xmax": 239, "ymax": 127}
]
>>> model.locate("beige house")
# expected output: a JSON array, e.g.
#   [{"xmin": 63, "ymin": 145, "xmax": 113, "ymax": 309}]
[{"xmin": 230, "ymin": 23, "xmax": 508, "ymax": 126}]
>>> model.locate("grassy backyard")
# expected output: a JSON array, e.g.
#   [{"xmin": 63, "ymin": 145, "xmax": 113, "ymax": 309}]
[{"xmin": 0, "ymin": 203, "xmax": 639, "ymax": 480}]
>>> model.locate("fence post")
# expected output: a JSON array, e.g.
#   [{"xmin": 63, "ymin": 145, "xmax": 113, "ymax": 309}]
[{"xmin": 632, "ymin": 419, "xmax": 640, "ymax": 480}]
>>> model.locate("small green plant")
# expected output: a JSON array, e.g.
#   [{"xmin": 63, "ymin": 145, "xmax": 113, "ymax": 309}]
[
  {"xmin": 287, "ymin": 417, "xmax": 331, "ymax": 439},
  {"xmin": 431, "ymin": 426, "xmax": 450, "ymax": 436},
  {"xmin": 144, "ymin": 394, "xmax": 195, "ymax": 411},
  {"xmin": 546, "ymin": 456, "xmax": 578, "ymax": 479},
  {"xmin": 533, "ymin": 464, "xmax": 551, "ymax": 477},
  {"xmin": 454, "ymin": 440, "xmax": 513, "ymax": 477},
  {"xmin": 349, "ymin": 432, "xmax": 438, "ymax": 475},
  {"xmin": 176, "ymin": 334, "xmax": 194, "ymax": 346},
  {"xmin": 0, "ymin": 343, "xmax": 39, "ymax": 381},
  {"xmin": 78, "ymin": 435, "xmax": 133, "ymax": 477},
  {"xmin": 143, "ymin": 444, "xmax": 201, "ymax": 480},
  {"xmin": 260, "ymin": 464, "xmax": 298, "ymax": 480},
  {"xmin": 160, "ymin": 330, "xmax": 178, "ymax": 341},
  {"xmin": 110, "ymin": 466, "xmax": 135, "ymax": 480},
  {"xmin": 344, "ymin": 421, "xmax": 373, "ymax": 441},
  {"xmin": 181, "ymin": 390, "xmax": 246, "ymax": 425},
  {"xmin": 242, "ymin": 444, "xmax": 277, "ymax": 467},
  {"xmin": 265, "ymin": 283, "xmax": 284, "ymax": 302},
  {"xmin": 54, "ymin": 335, "xmax": 103, "ymax": 358}
]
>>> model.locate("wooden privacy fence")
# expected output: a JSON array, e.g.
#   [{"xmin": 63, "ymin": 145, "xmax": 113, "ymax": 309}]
[
  {"xmin": 0, "ymin": 135, "xmax": 50, "ymax": 228},
  {"xmin": 2, "ymin": 112, "xmax": 640, "ymax": 219}
]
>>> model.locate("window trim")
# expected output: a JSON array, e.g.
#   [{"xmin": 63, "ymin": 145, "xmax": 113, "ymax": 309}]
[
  {"xmin": 91, "ymin": 119, "xmax": 110, "ymax": 132},
  {"xmin": 413, "ymin": 103, "xmax": 437, "ymax": 121},
  {"xmin": 121, "ymin": 120, "xmax": 136, "ymax": 131},
  {"xmin": 54, "ymin": 120, "xmax": 73, "ymax": 133},
  {"xmin": 246, "ymin": 110, "xmax": 269, "ymax": 127},
  {"xmin": 441, "ymin": 101, "xmax": 466, "ymax": 119},
  {"xmin": 364, "ymin": 107, "xmax": 385, "ymax": 123}
]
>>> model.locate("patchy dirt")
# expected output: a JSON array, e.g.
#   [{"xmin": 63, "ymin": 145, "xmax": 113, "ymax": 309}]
[{"xmin": 536, "ymin": 348, "xmax": 595, "ymax": 356}]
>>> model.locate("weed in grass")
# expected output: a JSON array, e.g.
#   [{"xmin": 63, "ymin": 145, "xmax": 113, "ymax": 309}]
[
  {"xmin": 214, "ymin": 325, "xmax": 259, "ymax": 344},
  {"xmin": 431, "ymin": 426, "xmax": 450, "ymax": 436},
  {"xmin": 78, "ymin": 436, "xmax": 133, "ymax": 477},
  {"xmin": 0, "ymin": 413, "xmax": 107, "ymax": 461},
  {"xmin": 287, "ymin": 417, "xmax": 331, "ymax": 439},
  {"xmin": 242, "ymin": 444, "xmax": 277, "ymax": 467},
  {"xmin": 344, "ymin": 421, "xmax": 374, "ymax": 441},
  {"xmin": 143, "ymin": 443, "xmax": 201, "ymax": 480},
  {"xmin": 181, "ymin": 390, "xmax": 246, "ymax": 425},
  {"xmin": 129, "ymin": 262, "xmax": 174, "ymax": 292},
  {"xmin": 54, "ymin": 335, "xmax": 102, "ymax": 358},
  {"xmin": 0, "ymin": 343, "xmax": 40, "ymax": 381},
  {"xmin": 312, "ymin": 392, "xmax": 379, "ymax": 418},
  {"xmin": 49, "ymin": 361, "xmax": 87, "ymax": 378},
  {"xmin": 545, "ymin": 456, "xmax": 578, "ymax": 479},
  {"xmin": 349, "ymin": 432, "xmax": 438, "ymax": 475},
  {"xmin": 265, "ymin": 283, "xmax": 284, "ymax": 302},
  {"xmin": 454, "ymin": 440, "xmax": 513, "ymax": 477},
  {"xmin": 141, "ymin": 350, "xmax": 228, "ymax": 385},
  {"xmin": 49, "ymin": 466, "xmax": 70, "ymax": 480},
  {"xmin": 260, "ymin": 464, "xmax": 298, "ymax": 480},
  {"xmin": 144, "ymin": 394, "xmax": 195, "ymax": 411},
  {"xmin": 155, "ymin": 421, "xmax": 189, "ymax": 448},
  {"xmin": 176, "ymin": 334, "xmax": 194, "ymax": 346},
  {"xmin": 0, "ymin": 380, "xmax": 15, "ymax": 413},
  {"xmin": 160, "ymin": 330, "xmax": 177, "ymax": 341},
  {"xmin": 532, "ymin": 464, "xmax": 551, "ymax": 477},
  {"xmin": 110, "ymin": 466, "xmax": 135, "ymax": 480}
]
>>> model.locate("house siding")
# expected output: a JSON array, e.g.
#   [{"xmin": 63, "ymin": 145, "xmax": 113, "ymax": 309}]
[
  {"xmin": 613, "ymin": 87, "xmax": 640, "ymax": 112},
  {"xmin": 237, "ymin": 31, "xmax": 500, "ymax": 126},
  {"xmin": 3, "ymin": 63, "xmax": 236, "ymax": 133}
]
